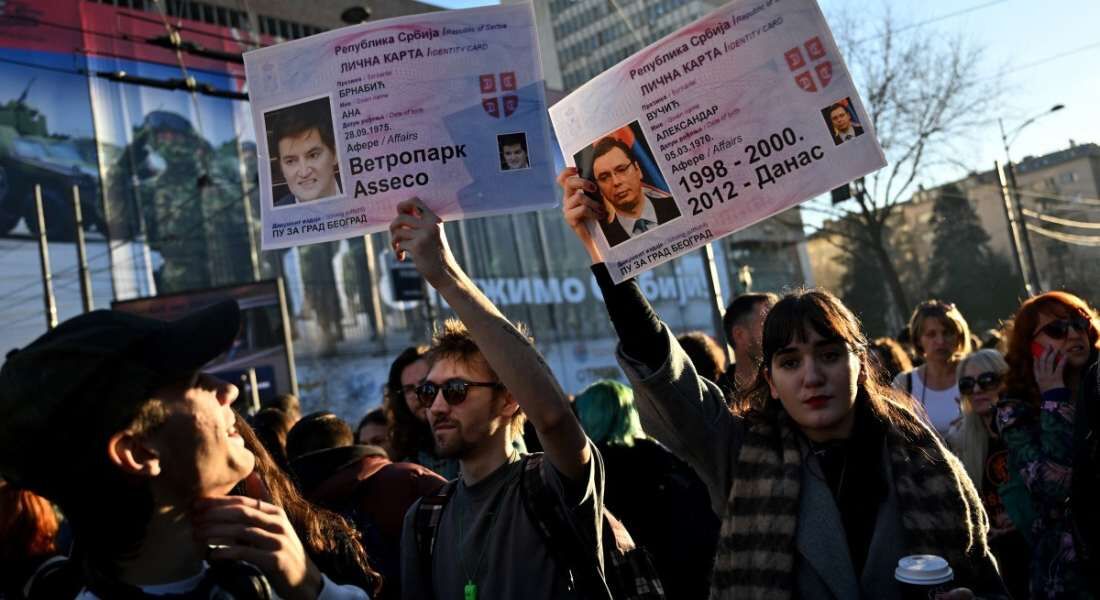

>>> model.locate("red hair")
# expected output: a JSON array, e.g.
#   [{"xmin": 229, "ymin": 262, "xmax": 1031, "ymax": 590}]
[
  {"xmin": 0, "ymin": 483, "xmax": 59, "ymax": 561},
  {"xmin": 1003, "ymin": 291, "xmax": 1100, "ymax": 405}
]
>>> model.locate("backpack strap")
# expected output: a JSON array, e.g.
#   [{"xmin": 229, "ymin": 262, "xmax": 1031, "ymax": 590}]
[
  {"xmin": 412, "ymin": 478, "xmax": 459, "ymax": 600},
  {"xmin": 906, "ymin": 371, "xmax": 913, "ymax": 395},
  {"xmin": 519, "ymin": 454, "xmax": 610, "ymax": 600}
]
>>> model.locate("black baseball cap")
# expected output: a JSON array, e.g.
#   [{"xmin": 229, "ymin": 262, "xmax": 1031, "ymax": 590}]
[{"xmin": 0, "ymin": 300, "xmax": 240, "ymax": 495}]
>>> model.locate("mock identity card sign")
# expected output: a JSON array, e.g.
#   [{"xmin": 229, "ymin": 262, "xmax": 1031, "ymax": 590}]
[
  {"xmin": 245, "ymin": 3, "xmax": 556, "ymax": 249},
  {"xmin": 550, "ymin": 0, "xmax": 886, "ymax": 282}
]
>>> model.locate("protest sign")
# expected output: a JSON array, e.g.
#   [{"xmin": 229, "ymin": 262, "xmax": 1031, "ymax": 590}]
[
  {"xmin": 244, "ymin": 4, "xmax": 556, "ymax": 249},
  {"xmin": 549, "ymin": 0, "xmax": 886, "ymax": 282}
]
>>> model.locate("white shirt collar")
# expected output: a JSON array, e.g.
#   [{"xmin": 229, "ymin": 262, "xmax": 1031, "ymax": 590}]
[{"xmin": 615, "ymin": 193, "xmax": 658, "ymax": 236}]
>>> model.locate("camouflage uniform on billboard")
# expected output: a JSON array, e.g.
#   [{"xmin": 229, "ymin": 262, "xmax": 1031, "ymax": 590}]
[{"xmin": 106, "ymin": 111, "xmax": 249, "ymax": 292}]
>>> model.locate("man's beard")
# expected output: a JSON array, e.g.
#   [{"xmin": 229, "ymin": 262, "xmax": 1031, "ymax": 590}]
[{"xmin": 433, "ymin": 423, "xmax": 476, "ymax": 459}]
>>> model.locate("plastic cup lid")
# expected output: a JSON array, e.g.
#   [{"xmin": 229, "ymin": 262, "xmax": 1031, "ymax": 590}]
[{"xmin": 894, "ymin": 555, "xmax": 954, "ymax": 585}]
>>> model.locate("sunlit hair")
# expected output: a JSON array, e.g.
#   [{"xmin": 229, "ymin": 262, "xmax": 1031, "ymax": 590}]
[
  {"xmin": 427, "ymin": 319, "xmax": 527, "ymax": 439},
  {"xmin": 738, "ymin": 289, "xmax": 924, "ymax": 438},
  {"xmin": 573, "ymin": 380, "xmax": 644, "ymax": 447},
  {"xmin": 0, "ymin": 481, "xmax": 58, "ymax": 562},
  {"xmin": 1003, "ymin": 291, "xmax": 1100, "ymax": 406},
  {"xmin": 908, "ymin": 300, "xmax": 972, "ymax": 360},
  {"xmin": 677, "ymin": 331, "xmax": 727, "ymax": 383},
  {"xmin": 234, "ymin": 413, "xmax": 381, "ymax": 595},
  {"xmin": 869, "ymin": 337, "xmax": 913, "ymax": 383},
  {"xmin": 948, "ymin": 349, "xmax": 1009, "ymax": 485},
  {"xmin": 384, "ymin": 346, "xmax": 432, "ymax": 462}
]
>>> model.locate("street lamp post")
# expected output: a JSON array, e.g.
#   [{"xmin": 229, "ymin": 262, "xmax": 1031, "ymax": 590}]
[{"xmin": 998, "ymin": 104, "xmax": 1064, "ymax": 295}]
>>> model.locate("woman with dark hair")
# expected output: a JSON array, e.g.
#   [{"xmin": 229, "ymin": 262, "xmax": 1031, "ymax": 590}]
[
  {"xmin": 558, "ymin": 169, "xmax": 1006, "ymax": 598},
  {"xmin": 202, "ymin": 413, "xmax": 381, "ymax": 597},
  {"xmin": 382, "ymin": 346, "xmax": 458, "ymax": 478},
  {"xmin": 997, "ymin": 291, "xmax": 1100, "ymax": 598},
  {"xmin": 677, "ymin": 330, "xmax": 728, "ymax": 384},
  {"xmin": 893, "ymin": 300, "xmax": 972, "ymax": 434}
]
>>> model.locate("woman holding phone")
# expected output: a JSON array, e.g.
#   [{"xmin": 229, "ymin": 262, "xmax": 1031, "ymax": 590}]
[{"xmin": 998, "ymin": 291, "xmax": 1100, "ymax": 598}]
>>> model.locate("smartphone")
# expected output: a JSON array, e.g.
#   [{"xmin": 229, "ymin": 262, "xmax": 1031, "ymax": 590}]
[{"xmin": 1031, "ymin": 341, "xmax": 1046, "ymax": 359}]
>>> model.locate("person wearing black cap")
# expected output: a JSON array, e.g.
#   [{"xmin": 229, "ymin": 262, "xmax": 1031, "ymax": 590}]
[{"xmin": 0, "ymin": 301, "xmax": 368, "ymax": 599}]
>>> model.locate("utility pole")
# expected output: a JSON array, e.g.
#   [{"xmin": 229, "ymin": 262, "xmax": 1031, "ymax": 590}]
[
  {"xmin": 35, "ymin": 185, "xmax": 58, "ymax": 329},
  {"xmin": 72, "ymin": 186, "xmax": 94, "ymax": 312},
  {"xmin": 995, "ymin": 161, "xmax": 1032, "ymax": 298},
  {"xmin": 998, "ymin": 105, "xmax": 1063, "ymax": 295},
  {"xmin": 1003, "ymin": 160, "xmax": 1041, "ymax": 294}
]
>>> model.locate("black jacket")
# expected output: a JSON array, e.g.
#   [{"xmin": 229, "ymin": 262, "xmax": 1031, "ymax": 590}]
[{"xmin": 1076, "ymin": 361, "xmax": 1100, "ymax": 595}]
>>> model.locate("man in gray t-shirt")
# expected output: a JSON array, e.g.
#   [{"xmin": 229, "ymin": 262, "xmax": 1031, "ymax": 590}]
[
  {"xmin": 389, "ymin": 198, "xmax": 604, "ymax": 600},
  {"xmin": 400, "ymin": 442, "xmax": 601, "ymax": 599}
]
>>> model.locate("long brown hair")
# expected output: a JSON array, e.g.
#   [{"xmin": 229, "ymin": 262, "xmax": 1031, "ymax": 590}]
[
  {"xmin": 738, "ymin": 289, "xmax": 924, "ymax": 438},
  {"xmin": 235, "ymin": 413, "xmax": 382, "ymax": 595},
  {"xmin": 384, "ymin": 346, "xmax": 433, "ymax": 461},
  {"xmin": 1003, "ymin": 291, "xmax": 1100, "ymax": 405}
]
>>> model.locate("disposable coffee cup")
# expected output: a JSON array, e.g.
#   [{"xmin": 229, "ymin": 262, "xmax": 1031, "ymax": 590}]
[{"xmin": 894, "ymin": 555, "xmax": 954, "ymax": 599}]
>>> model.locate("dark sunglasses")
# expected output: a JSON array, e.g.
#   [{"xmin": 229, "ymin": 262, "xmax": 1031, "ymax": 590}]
[
  {"xmin": 958, "ymin": 371, "xmax": 1002, "ymax": 396},
  {"xmin": 415, "ymin": 378, "xmax": 503, "ymax": 406},
  {"xmin": 1034, "ymin": 316, "xmax": 1090, "ymax": 340}
]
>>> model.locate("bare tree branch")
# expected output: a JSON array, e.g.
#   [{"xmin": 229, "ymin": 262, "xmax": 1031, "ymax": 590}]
[{"xmin": 815, "ymin": 5, "xmax": 1003, "ymax": 321}]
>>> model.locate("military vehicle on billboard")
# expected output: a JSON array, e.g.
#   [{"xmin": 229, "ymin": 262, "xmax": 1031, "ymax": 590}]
[{"xmin": 0, "ymin": 80, "xmax": 105, "ymax": 241}]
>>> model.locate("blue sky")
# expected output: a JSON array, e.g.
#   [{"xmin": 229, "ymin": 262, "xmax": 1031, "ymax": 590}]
[{"xmin": 421, "ymin": 0, "xmax": 1100, "ymax": 195}]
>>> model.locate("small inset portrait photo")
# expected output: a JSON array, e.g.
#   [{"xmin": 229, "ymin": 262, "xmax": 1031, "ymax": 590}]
[
  {"xmin": 572, "ymin": 121, "xmax": 680, "ymax": 248},
  {"xmin": 822, "ymin": 98, "xmax": 865, "ymax": 146},
  {"xmin": 497, "ymin": 132, "xmax": 530, "ymax": 171},
  {"xmin": 264, "ymin": 96, "xmax": 343, "ymax": 208}
]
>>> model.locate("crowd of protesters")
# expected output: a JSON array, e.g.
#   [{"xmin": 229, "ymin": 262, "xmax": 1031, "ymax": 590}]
[{"xmin": 0, "ymin": 173, "xmax": 1097, "ymax": 600}]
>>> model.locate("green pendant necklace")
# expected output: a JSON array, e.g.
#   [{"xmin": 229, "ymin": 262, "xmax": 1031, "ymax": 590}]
[{"xmin": 456, "ymin": 458, "xmax": 514, "ymax": 600}]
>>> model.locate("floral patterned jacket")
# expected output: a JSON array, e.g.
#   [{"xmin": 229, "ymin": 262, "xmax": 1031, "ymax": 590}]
[{"xmin": 997, "ymin": 387, "xmax": 1094, "ymax": 599}]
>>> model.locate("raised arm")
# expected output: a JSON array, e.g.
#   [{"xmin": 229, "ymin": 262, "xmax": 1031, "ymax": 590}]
[
  {"xmin": 389, "ymin": 198, "xmax": 589, "ymax": 480},
  {"xmin": 559, "ymin": 168, "xmax": 742, "ymax": 513}
]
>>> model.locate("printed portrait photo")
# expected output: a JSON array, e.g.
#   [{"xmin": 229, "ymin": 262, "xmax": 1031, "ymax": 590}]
[
  {"xmin": 497, "ymin": 132, "xmax": 531, "ymax": 171},
  {"xmin": 572, "ymin": 120, "xmax": 680, "ymax": 248},
  {"xmin": 822, "ymin": 97, "xmax": 865, "ymax": 146},
  {"xmin": 264, "ymin": 96, "xmax": 344, "ymax": 209}
]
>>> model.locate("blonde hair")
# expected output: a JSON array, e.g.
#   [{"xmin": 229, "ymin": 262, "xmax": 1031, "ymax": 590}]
[
  {"xmin": 909, "ymin": 300, "xmax": 971, "ymax": 361},
  {"xmin": 947, "ymin": 349, "xmax": 1008, "ymax": 485}
]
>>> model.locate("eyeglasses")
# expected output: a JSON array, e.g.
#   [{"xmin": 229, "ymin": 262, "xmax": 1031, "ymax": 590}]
[
  {"xmin": 958, "ymin": 371, "xmax": 1002, "ymax": 395},
  {"xmin": 595, "ymin": 162, "xmax": 634, "ymax": 184},
  {"xmin": 400, "ymin": 384, "xmax": 417, "ymax": 396},
  {"xmin": 1034, "ymin": 316, "xmax": 1090, "ymax": 340},
  {"xmin": 415, "ymin": 378, "xmax": 503, "ymax": 406}
]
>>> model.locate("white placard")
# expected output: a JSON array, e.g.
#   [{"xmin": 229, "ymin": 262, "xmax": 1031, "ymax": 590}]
[
  {"xmin": 550, "ymin": 0, "xmax": 885, "ymax": 282},
  {"xmin": 245, "ymin": 3, "xmax": 557, "ymax": 249}
]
